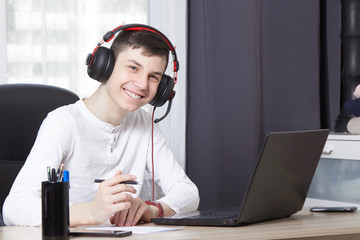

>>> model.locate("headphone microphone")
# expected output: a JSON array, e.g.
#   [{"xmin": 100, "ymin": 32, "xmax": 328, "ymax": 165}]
[
  {"xmin": 154, "ymin": 91, "xmax": 176, "ymax": 123},
  {"xmin": 85, "ymin": 24, "xmax": 179, "ymax": 123}
]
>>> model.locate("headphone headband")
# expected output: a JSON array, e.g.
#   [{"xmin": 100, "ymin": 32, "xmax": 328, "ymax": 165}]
[{"xmin": 110, "ymin": 24, "xmax": 175, "ymax": 52}]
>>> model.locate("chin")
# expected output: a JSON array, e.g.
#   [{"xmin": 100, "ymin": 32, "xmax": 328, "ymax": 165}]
[
  {"xmin": 123, "ymin": 103, "xmax": 146, "ymax": 112},
  {"xmin": 127, "ymin": 108, "xmax": 139, "ymax": 113}
]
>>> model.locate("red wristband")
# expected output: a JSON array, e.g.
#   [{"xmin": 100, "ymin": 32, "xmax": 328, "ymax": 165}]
[{"xmin": 145, "ymin": 200, "xmax": 164, "ymax": 217}]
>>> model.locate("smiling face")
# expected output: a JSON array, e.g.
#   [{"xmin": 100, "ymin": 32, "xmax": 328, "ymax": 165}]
[{"xmin": 104, "ymin": 46, "xmax": 167, "ymax": 114}]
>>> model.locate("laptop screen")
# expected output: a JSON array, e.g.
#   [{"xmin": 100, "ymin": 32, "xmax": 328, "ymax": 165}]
[{"xmin": 238, "ymin": 129, "xmax": 329, "ymax": 224}]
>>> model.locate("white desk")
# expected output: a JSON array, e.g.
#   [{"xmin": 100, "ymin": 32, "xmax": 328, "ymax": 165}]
[{"xmin": 2, "ymin": 207, "xmax": 360, "ymax": 240}]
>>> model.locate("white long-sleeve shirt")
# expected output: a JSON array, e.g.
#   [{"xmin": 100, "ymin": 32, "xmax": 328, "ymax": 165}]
[{"xmin": 3, "ymin": 100, "xmax": 199, "ymax": 226}]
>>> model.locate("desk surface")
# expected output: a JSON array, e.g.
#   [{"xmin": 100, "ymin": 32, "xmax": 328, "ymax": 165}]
[{"xmin": 2, "ymin": 208, "xmax": 360, "ymax": 240}]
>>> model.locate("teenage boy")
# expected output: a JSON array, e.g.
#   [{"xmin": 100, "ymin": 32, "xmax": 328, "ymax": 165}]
[{"xmin": 3, "ymin": 25, "xmax": 199, "ymax": 226}]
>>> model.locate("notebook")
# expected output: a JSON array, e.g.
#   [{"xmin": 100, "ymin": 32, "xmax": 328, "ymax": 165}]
[{"xmin": 151, "ymin": 129, "xmax": 329, "ymax": 226}]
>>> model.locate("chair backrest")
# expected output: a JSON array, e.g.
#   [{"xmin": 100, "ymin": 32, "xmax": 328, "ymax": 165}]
[{"xmin": 0, "ymin": 83, "xmax": 79, "ymax": 225}]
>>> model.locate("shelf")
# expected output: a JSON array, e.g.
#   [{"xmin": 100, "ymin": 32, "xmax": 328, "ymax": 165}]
[{"xmin": 321, "ymin": 132, "xmax": 360, "ymax": 160}]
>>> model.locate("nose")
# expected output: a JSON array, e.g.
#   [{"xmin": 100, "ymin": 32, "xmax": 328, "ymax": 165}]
[{"xmin": 134, "ymin": 73, "xmax": 148, "ymax": 90}]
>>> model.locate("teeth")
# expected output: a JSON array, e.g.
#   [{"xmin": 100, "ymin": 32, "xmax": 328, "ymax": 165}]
[{"xmin": 124, "ymin": 89, "xmax": 141, "ymax": 99}]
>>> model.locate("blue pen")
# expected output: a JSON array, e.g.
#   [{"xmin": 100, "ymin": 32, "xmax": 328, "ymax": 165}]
[{"xmin": 63, "ymin": 170, "xmax": 69, "ymax": 182}]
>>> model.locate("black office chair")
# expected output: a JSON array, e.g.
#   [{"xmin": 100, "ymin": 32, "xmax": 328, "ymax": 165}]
[{"xmin": 0, "ymin": 83, "xmax": 79, "ymax": 226}]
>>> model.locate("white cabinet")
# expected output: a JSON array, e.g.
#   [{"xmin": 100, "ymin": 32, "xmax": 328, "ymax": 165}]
[
  {"xmin": 307, "ymin": 133, "xmax": 360, "ymax": 204},
  {"xmin": 321, "ymin": 134, "xmax": 360, "ymax": 160}
]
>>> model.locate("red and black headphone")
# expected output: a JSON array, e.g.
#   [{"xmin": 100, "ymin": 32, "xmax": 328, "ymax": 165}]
[{"xmin": 85, "ymin": 24, "xmax": 179, "ymax": 122}]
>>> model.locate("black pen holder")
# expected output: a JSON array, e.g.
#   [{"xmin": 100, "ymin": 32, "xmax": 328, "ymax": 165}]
[{"xmin": 41, "ymin": 181, "xmax": 70, "ymax": 240}]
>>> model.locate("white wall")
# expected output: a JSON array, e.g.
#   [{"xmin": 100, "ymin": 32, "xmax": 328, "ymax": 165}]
[{"xmin": 148, "ymin": 0, "xmax": 187, "ymax": 168}]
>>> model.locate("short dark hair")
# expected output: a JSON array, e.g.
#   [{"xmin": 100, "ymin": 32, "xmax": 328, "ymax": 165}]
[{"xmin": 110, "ymin": 30, "xmax": 170, "ymax": 68}]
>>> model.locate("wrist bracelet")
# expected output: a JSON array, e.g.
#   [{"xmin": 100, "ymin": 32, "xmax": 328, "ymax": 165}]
[{"xmin": 145, "ymin": 200, "xmax": 164, "ymax": 217}]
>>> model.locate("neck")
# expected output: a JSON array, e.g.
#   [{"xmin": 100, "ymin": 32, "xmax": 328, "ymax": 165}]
[{"xmin": 83, "ymin": 85, "xmax": 128, "ymax": 127}]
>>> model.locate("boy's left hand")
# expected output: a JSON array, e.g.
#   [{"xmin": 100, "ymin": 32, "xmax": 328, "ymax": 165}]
[{"xmin": 110, "ymin": 197, "xmax": 156, "ymax": 226}]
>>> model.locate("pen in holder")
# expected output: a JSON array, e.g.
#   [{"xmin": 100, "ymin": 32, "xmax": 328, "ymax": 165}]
[{"xmin": 41, "ymin": 181, "xmax": 70, "ymax": 240}]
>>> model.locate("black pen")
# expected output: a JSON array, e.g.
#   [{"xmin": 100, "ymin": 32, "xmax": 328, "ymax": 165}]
[
  {"xmin": 94, "ymin": 179, "xmax": 143, "ymax": 185},
  {"xmin": 51, "ymin": 168, "xmax": 57, "ymax": 182}
]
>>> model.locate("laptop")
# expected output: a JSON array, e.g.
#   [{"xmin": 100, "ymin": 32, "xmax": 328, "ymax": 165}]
[{"xmin": 152, "ymin": 129, "xmax": 329, "ymax": 226}]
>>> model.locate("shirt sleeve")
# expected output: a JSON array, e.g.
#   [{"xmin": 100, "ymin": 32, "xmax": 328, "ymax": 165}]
[
  {"xmin": 3, "ymin": 109, "xmax": 74, "ymax": 226},
  {"xmin": 148, "ymin": 123, "xmax": 200, "ymax": 213}
]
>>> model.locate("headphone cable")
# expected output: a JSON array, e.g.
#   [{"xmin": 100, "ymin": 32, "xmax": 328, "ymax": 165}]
[{"xmin": 151, "ymin": 107, "xmax": 156, "ymax": 201}]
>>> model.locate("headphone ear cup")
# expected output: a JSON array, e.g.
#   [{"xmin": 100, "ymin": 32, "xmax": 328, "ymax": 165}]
[
  {"xmin": 149, "ymin": 74, "xmax": 175, "ymax": 107},
  {"xmin": 87, "ymin": 46, "xmax": 115, "ymax": 82}
]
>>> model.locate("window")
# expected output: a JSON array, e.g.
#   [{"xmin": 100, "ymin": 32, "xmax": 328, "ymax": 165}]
[
  {"xmin": 1, "ymin": 0, "xmax": 187, "ymax": 172},
  {"xmin": 4, "ymin": 0, "xmax": 147, "ymax": 98}
]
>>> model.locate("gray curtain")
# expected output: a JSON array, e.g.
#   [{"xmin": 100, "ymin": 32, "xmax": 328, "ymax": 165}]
[{"xmin": 186, "ymin": 0, "xmax": 340, "ymax": 209}]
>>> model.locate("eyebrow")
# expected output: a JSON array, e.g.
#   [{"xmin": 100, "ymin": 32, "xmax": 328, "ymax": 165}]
[{"xmin": 127, "ymin": 60, "xmax": 163, "ymax": 77}]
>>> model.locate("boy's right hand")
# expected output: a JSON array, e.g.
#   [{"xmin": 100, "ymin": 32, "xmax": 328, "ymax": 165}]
[{"xmin": 89, "ymin": 171, "xmax": 137, "ymax": 225}]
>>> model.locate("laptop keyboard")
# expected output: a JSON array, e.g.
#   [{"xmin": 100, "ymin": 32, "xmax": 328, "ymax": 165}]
[{"xmin": 186, "ymin": 207, "xmax": 241, "ymax": 220}]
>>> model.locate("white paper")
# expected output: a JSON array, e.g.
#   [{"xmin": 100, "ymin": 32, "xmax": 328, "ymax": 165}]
[{"xmin": 85, "ymin": 226, "xmax": 184, "ymax": 235}]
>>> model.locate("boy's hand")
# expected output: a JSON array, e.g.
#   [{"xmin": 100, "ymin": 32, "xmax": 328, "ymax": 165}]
[
  {"xmin": 110, "ymin": 197, "xmax": 157, "ymax": 226},
  {"xmin": 89, "ymin": 170, "xmax": 137, "ymax": 225}
]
